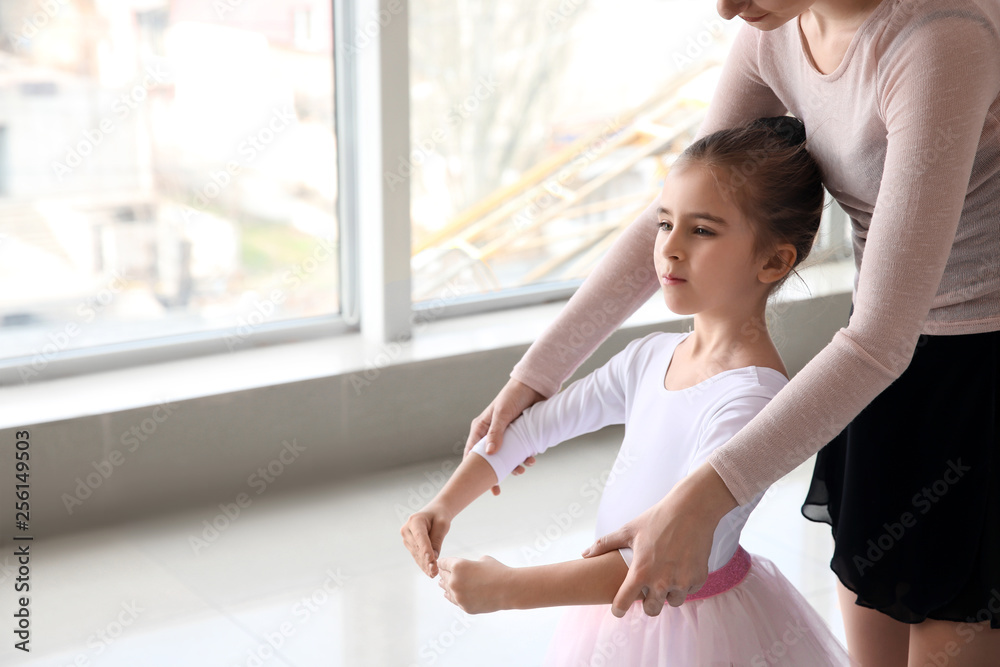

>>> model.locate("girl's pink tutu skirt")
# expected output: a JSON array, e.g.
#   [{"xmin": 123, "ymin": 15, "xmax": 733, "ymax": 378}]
[{"xmin": 543, "ymin": 551, "xmax": 853, "ymax": 666}]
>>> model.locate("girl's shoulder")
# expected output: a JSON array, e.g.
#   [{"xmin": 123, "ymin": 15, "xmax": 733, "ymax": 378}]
[{"xmin": 612, "ymin": 331, "xmax": 690, "ymax": 382}]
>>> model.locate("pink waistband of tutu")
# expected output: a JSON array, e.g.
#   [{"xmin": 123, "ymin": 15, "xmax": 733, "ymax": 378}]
[{"xmin": 685, "ymin": 546, "xmax": 751, "ymax": 601}]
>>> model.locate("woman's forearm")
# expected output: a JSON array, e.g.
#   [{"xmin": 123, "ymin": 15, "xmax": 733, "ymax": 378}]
[
  {"xmin": 510, "ymin": 197, "xmax": 661, "ymax": 398},
  {"xmin": 505, "ymin": 552, "xmax": 629, "ymax": 609}
]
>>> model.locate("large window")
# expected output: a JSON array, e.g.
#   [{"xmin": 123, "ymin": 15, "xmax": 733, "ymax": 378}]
[
  {"xmin": 0, "ymin": 0, "xmax": 339, "ymax": 380},
  {"xmin": 0, "ymin": 0, "xmax": 852, "ymax": 379}
]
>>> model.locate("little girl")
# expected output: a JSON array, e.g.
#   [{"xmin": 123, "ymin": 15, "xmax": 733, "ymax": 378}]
[{"xmin": 402, "ymin": 116, "xmax": 853, "ymax": 666}]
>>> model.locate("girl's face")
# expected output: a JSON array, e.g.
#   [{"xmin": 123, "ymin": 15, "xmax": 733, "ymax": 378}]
[
  {"xmin": 654, "ymin": 163, "xmax": 771, "ymax": 317},
  {"xmin": 716, "ymin": 0, "xmax": 815, "ymax": 30}
]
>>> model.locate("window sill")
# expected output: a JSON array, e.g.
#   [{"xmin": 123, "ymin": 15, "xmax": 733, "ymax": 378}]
[{"xmin": 0, "ymin": 259, "xmax": 854, "ymax": 431}]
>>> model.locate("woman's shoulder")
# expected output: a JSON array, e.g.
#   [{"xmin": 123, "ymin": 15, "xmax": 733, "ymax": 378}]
[{"xmin": 876, "ymin": 0, "xmax": 1000, "ymax": 59}]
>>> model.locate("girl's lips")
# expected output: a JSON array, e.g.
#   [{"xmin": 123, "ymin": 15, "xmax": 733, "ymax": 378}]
[
  {"xmin": 662, "ymin": 275, "xmax": 687, "ymax": 286},
  {"xmin": 740, "ymin": 13, "xmax": 768, "ymax": 22}
]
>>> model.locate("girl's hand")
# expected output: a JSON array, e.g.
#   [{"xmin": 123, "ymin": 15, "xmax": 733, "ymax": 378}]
[
  {"xmin": 437, "ymin": 555, "xmax": 512, "ymax": 614},
  {"xmin": 401, "ymin": 505, "xmax": 452, "ymax": 578},
  {"xmin": 464, "ymin": 378, "xmax": 545, "ymax": 496},
  {"xmin": 581, "ymin": 462, "xmax": 737, "ymax": 617}
]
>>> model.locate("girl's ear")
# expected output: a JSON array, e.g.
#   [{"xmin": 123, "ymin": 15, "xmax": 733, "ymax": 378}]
[{"xmin": 758, "ymin": 243, "xmax": 797, "ymax": 285}]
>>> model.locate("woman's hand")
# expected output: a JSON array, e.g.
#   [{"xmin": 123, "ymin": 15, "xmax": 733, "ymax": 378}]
[
  {"xmin": 581, "ymin": 462, "xmax": 738, "ymax": 617},
  {"xmin": 401, "ymin": 504, "xmax": 452, "ymax": 578},
  {"xmin": 438, "ymin": 555, "xmax": 513, "ymax": 614},
  {"xmin": 465, "ymin": 378, "xmax": 545, "ymax": 495}
]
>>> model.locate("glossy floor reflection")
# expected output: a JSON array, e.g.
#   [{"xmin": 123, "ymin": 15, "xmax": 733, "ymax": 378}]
[{"xmin": 7, "ymin": 428, "xmax": 846, "ymax": 666}]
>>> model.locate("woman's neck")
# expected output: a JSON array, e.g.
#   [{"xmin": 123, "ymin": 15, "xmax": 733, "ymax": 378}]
[{"xmin": 806, "ymin": 0, "xmax": 885, "ymax": 35}]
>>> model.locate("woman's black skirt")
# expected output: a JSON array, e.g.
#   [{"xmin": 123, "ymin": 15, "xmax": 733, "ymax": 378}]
[{"xmin": 802, "ymin": 326, "xmax": 1000, "ymax": 628}]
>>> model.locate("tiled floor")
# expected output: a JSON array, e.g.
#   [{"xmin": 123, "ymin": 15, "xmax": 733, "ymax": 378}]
[{"xmin": 2, "ymin": 428, "xmax": 847, "ymax": 666}]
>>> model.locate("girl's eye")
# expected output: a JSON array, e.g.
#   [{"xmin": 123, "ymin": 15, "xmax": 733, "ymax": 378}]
[
  {"xmin": 694, "ymin": 227, "xmax": 714, "ymax": 236},
  {"xmin": 657, "ymin": 220, "xmax": 672, "ymax": 231}
]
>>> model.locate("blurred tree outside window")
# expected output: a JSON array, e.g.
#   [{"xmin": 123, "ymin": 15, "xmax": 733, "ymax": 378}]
[{"xmin": 409, "ymin": 0, "xmax": 742, "ymax": 305}]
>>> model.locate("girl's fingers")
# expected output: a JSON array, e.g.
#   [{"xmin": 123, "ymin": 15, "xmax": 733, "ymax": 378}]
[
  {"xmin": 402, "ymin": 522, "xmax": 437, "ymax": 577},
  {"xmin": 409, "ymin": 526, "xmax": 433, "ymax": 566}
]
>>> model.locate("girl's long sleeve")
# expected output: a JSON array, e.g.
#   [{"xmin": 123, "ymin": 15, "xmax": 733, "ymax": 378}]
[{"xmin": 473, "ymin": 338, "xmax": 637, "ymax": 482}]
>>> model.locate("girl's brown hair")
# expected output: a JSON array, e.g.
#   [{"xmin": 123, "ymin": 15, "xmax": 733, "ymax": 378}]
[{"xmin": 676, "ymin": 116, "xmax": 825, "ymax": 292}]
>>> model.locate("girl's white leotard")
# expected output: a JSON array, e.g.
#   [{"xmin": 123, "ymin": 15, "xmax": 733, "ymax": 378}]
[
  {"xmin": 473, "ymin": 332, "xmax": 853, "ymax": 665},
  {"xmin": 472, "ymin": 331, "xmax": 787, "ymax": 571}
]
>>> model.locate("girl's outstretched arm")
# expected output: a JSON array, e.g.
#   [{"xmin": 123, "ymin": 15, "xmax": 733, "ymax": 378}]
[
  {"xmin": 437, "ymin": 552, "xmax": 629, "ymax": 614},
  {"xmin": 401, "ymin": 453, "xmax": 498, "ymax": 578},
  {"xmin": 406, "ymin": 337, "xmax": 638, "ymax": 578}
]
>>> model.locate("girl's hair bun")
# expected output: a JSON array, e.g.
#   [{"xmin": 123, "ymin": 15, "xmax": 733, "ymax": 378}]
[{"xmin": 749, "ymin": 115, "xmax": 808, "ymax": 147}]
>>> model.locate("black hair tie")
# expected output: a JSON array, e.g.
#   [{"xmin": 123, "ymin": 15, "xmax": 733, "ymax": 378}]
[{"xmin": 750, "ymin": 115, "xmax": 807, "ymax": 147}]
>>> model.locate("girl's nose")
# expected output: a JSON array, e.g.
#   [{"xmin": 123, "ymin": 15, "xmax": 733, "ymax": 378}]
[
  {"xmin": 660, "ymin": 231, "xmax": 684, "ymax": 260},
  {"xmin": 717, "ymin": 0, "xmax": 751, "ymax": 20}
]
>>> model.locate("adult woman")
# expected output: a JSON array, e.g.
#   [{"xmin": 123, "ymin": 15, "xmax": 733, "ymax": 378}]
[{"xmin": 466, "ymin": 0, "xmax": 1000, "ymax": 663}]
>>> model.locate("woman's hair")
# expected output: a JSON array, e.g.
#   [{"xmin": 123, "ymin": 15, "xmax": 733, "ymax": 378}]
[{"xmin": 675, "ymin": 116, "xmax": 825, "ymax": 292}]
